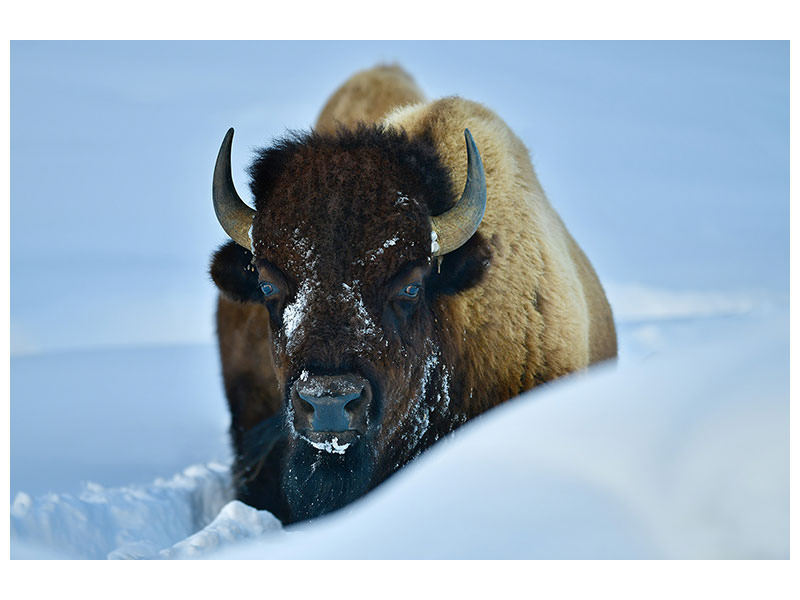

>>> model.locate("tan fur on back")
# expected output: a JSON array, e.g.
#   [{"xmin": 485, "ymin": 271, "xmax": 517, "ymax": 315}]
[
  {"xmin": 315, "ymin": 65, "xmax": 426, "ymax": 134},
  {"xmin": 383, "ymin": 98, "xmax": 616, "ymax": 411}
]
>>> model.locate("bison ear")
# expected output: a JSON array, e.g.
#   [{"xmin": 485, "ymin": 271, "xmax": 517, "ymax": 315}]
[
  {"xmin": 210, "ymin": 242, "xmax": 261, "ymax": 303},
  {"xmin": 431, "ymin": 231, "xmax": 492, "ymax": 296}
]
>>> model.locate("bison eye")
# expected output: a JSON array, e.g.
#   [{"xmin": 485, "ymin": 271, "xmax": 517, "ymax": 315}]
[
  {"xmin": 259, "ymin": 281, "xmax": 278, "ymax": 298},
  {"xmin": 399, "ymin": 283, "xmax": 421, "ymax": 299}
]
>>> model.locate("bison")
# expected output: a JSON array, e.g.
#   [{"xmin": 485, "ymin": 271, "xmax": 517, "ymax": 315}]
[{"xmin": 209, "ymin": 65, "xmax": 617, "ymax": 524}]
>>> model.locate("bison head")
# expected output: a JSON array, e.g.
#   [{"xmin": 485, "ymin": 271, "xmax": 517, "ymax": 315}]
[{"xmin": 210, "ymin": 125, "xmax": 490, "ymax": 522}]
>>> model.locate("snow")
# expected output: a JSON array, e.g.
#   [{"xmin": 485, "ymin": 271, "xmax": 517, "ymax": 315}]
[
  {"xmin": 159, "ymin": 500, "xmax": 282, "ymax": 559},
  {"xmin": 11, "ymin": 463, "xmax": 232, "ymax": 559},
  {"xmin": 393, "ymin": 343, "xmax": 450, "ymax": 450},
  {"xmin": 11, "ymin": 305, "xmax": 787, "ymax": 560},
  {"xmin": 345, "ymin": 284, "xmax": 377, "ymax": 339},
  {"xmin": 604, "ymin": 282, "xmax": 772, "ymax": 322},
  {"xmin": 216, "ymin": 311, "xmax": 788, "ymax": 560},
  {"xmin": 395, "ymin": 191, "xmax": 411, "ymax": 207},
  {"xmin": 366, "ymin": 236, "xmax": 400, "ymax": 261},
  {"xmin": 301, "ymin": 435, "xmax": 352, "ymax": 455},
  {"xmin": 9, "ymin": 41, "xmax": 789, "ymax": 562},
  {"xmin": 282, "ymin": 278, "xmax": 313, "ymax": 345}
]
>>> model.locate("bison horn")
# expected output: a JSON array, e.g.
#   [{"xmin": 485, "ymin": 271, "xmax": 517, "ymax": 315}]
[
  {"xmin": 213, "ymin": 128, "xmax": 256, "ymax": 250},
  {"xmin": 430, "ymin": 129, "xmax": 487, "ymax": 257}
]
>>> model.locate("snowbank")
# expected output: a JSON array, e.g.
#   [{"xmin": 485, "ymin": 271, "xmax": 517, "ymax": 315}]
[
  {"xmin": 208, "ymin": 312, "xmax": 788, "ymax": 559},
  {"xmin": 10, "ymin": 310, "xmax": 788, "ymax": 559},
  {"xmin": 11, "ymin": 463, "xmax": 232, "ymax": 559}
]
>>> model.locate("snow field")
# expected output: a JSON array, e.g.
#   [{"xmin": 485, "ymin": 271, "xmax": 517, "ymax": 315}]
[{"xmin": 10, "ymin": 307, "xmax": 789, "ymax": 559}]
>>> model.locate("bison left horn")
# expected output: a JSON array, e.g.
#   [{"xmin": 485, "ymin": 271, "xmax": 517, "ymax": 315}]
[
  {"xmin": 430, "ymin": 129, "xmax": 487, "ymax": 257},
  {"xmin": 213, "ymin": 128, "xmax": 256, "ymax": 250}
]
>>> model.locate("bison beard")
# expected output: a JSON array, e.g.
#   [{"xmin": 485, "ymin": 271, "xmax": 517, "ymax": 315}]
[
  {"xmin": 231, "ymin": 342, "xmax": 454, "ymax": 523},
  {"xmin": 232, "ymin": 413, "xmax": 373, "ymax": 522},
  {"xmin": 282, "ymin": 435, "xmax": 373, "ymax": 522}
]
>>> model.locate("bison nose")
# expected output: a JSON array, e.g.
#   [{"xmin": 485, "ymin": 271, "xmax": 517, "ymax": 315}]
[
  {"xmin": 298, "ymin": 391, "xmax": 360, "ymax": 431},
  {"xmin": 292, "ymin": 374, "xmax": 371, "ymax": 435}
]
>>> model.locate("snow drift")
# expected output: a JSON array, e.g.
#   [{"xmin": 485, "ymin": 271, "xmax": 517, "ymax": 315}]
[{"xmin": 10, "ymin": 309, "xmax": 788, "ymax": 559}]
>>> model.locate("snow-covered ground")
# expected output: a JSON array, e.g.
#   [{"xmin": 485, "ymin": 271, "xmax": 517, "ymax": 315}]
[
  {"xmin": 9, "ymin": 293, "xmax": 789, "ymax": 559},
  {"xmin": 9, "ymin": 42, "xmax": 789, "ymax": 560}
]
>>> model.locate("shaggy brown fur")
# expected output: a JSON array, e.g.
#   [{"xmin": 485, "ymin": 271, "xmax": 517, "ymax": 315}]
[{"xmin": 210, "ymin": 65, "xmax": 616, "ymax": 523}]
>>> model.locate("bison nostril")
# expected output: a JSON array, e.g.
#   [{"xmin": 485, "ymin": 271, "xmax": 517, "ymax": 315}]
[
  {"xmin": 344, "ymin": 392, "xmax": 365, "ymax": 415},
  {"xmin": 296, "ymin": 395, "xmax": 314, "ymax": 416}
]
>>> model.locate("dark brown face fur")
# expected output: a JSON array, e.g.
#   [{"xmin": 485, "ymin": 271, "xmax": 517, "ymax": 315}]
[{"xmin": 211, "ymin": 125, "xmax": 490, "ymax": 522}]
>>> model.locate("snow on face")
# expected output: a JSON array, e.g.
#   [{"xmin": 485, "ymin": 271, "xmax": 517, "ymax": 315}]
[
  {"xmin": 411, "ymin": 346, "xmax": 451, "ymax": 441},
  {"xmin": 341, "ymin": 281, "xmax": 377, "ymax": 342},
  {"xmin": 383, "ymin": 341, "xmax": 452, "ymax": 460},
  {"xmin": 283, "ymin": 278, "xmax": 313, "ymax": 349},
  {"xmin": 365, "ymin": 236, "xmax": 400, "ymax": 262},
  {"xmin": 279, "ymin": 277, "xmax": 380, "ymax": 357},
  {"xmin": 291, "ymin": 227, "xmax": 315, "ymax": 265},
  {"xmin": 280, "ymin": 229, "xmax": 321, "ymax": 351},
  {"xmin": 394, "ymin": 190, "xmax": 411, "ymax": 207},
  {"xmin": 354, "ymin": 233, "xmax": 415, "ymax": 267},
  {"xmin": 274, "ymin": 218, "xmax": 439, "ymax": 452},
  {"xmin": 300, "ymin": 434, "xmax": 352, "ymax": 455},
  {"xmin": 277, "ymin": 225, "xmax": 393, "ymax": 363},
  {"xmin": 430, "ymin": 230, "xmax": 440, "ymax": 255}
]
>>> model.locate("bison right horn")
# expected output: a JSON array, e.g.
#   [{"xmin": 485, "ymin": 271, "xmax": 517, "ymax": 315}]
[
  {"xmin": 430, "ymin": 129, "xmax": 487, "ymax": 256},
  {"xmin": 213, "ymin": 128, "xmax": 256, "ymax": 251}
]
